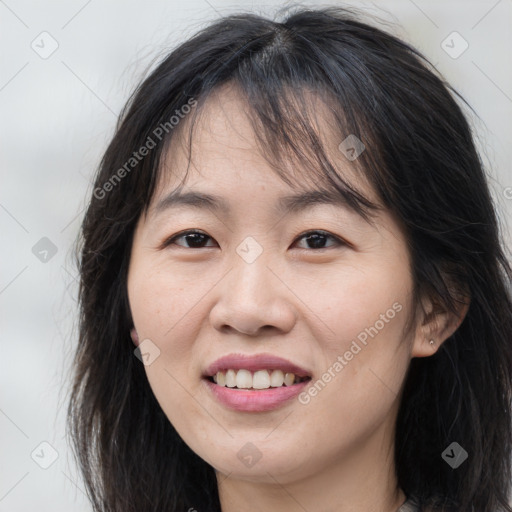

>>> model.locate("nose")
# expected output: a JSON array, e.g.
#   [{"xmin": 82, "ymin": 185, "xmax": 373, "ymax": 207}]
[{"xmin": 209, "ymin": 251, "xmax": 298, "ymax": 337}]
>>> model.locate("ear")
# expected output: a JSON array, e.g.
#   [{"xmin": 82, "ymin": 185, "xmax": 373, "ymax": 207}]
[
  {"xmin": 411, "ymin": 291, "xmax": 470, "ymax": 358},
  {"xmin": 130, "ymin": 327, "xmax": 140, "ymax": 347}
]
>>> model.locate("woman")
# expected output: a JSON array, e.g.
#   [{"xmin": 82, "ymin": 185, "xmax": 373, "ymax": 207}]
[{"xmin": 67, "ymin": 6, "xmax": 512, "ymax": 511}]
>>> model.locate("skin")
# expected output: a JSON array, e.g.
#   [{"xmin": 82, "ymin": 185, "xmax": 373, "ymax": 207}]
[{"xmin": 127, "ymin": 84, "xmax": 468, "ymax": 512}]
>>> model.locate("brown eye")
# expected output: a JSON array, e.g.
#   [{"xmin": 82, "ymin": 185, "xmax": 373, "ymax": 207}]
[
  {"xmin": 293, "ymin": 230, "xmax": 344, "ymax": 250},
  {"xmin": 163, "ymin": 230, "xmax": 216, "ymax": 249},
  {"xmin": 161, "ymin": 229, "xmax": 345, "ymax": 251}
]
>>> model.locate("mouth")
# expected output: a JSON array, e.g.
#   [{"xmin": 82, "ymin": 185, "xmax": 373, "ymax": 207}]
[
  {"xmin": 204, "ymin": 371, "xmax": 311, "ymax": 390},
  {"xmin": 202, "ymin": 372, "xmax": 312, "ymax": 412},
  {"xmin": 203, "ymin": 353, "xmax": 312, "ymax": 386},
  {"xmin": 202, "ymin": 353, "xmax": 313, "ymax": 410}
]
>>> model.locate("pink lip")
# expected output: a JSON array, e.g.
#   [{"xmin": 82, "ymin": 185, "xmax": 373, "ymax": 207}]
[
  {"xmin": 203, "ymin": 353, "xmax": 311, "ymax": 378},
  {"xmin": 202, "ymin": 378, "xmax": 311, "ymax": 412}
]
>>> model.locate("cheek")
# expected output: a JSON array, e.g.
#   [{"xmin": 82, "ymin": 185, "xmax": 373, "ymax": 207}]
[
  {"xmin": 127, "ymin": 260, "xmax": 219, "ymax": 404},
  {"xmin": 128, "ymin": 266, "xmax": 207, "ymax": 422},
  {"xmin": 128, "ymin": 262, "xmax": 202, "ymax": 343},
  {"xmin": 292, "ymin": 256, "xmax": 413, "ymax": 411},
  {"xmin": 292, "ymin": 254, "xmax": 412, "ymax": 348}
]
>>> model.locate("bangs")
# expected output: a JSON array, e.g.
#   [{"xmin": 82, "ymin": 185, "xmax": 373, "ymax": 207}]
[{"xmin": 149, "ymin": 26, "xmax": 389, "ymax": 226}]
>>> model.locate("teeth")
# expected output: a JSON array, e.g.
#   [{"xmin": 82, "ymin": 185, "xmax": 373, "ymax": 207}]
[
  {"xmin": 211, "ymin": 369, "xmax": 306, "ymax": 389},
  {"xmin": 270, "ymin": 369, "xmax": 285, "ymax": 387},
  {"xmin": 225, "ymin": 369, "xmax": 237, "ymax": 388},
  {"xmin": 216, "ymin": 372, "xmax": 225, "ymax": 386},
  {"xmin": 284, "ymin": 372, "xmax": 295, "ymax": 386},
  {"xmin": 236, "ymin": 369, "xmax": 252, "ymax": 389},
  {"xmin": 252, "ymin": 370, "xmax": 270, "ymax": 389}
]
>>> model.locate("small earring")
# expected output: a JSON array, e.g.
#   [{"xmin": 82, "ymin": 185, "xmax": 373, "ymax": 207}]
[
  {"xmin": 130, "ymin": 327, "xmax": 139, "ymax": 347},
  {"xmin": 429, "ymin": 339, "xmax": 435, "ymax": 346}
]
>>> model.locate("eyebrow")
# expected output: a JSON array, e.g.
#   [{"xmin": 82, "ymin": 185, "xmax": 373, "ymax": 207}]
[{"xmin": 152, "ymin": 188, "xmax": 376, "ymax": 222}]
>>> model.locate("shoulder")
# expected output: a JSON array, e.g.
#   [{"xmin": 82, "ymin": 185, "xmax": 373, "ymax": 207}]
[{"xmin": 399, "ymin": 496, "xmax": 458, "ymax": 512}]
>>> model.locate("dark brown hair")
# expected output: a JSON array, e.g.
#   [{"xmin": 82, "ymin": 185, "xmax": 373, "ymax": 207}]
[{"xmin": 67, "ymin": 5, "xmax": 512, "ymax": 511}]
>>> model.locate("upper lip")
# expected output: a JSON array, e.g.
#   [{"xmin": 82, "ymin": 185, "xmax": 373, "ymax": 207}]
[{"xmin": 204, "ymin": 353, "xmax": 312, "ymax": 378}]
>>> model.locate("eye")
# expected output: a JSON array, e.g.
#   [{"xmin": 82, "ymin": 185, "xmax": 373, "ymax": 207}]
[
  {"xmin": 160, "ymin": 229, "xmax": 345, "ymax": 250},
  {"xmin": 293, "ymin": 230, "xmax": 344, "ymax": 250},
  {"xmin": 161, "ymin": 229, "xmax": 216, "ymax": 249}
]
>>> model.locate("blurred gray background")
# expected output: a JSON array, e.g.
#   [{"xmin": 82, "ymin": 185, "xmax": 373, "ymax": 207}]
[{"xmin": 1, "ymin": 1, "xmax": 511, "ymax": 510}]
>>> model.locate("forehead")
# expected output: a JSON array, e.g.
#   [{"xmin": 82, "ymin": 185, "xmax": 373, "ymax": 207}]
[{"xmin": 152, "ymin": 82, "xmax": 378, "ymax": 209}]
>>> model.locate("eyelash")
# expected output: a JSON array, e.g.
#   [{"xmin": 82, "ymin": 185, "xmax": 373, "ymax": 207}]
[{"xmin": 160, "ymin": 229, "xmax": 346, "ymax": 251}]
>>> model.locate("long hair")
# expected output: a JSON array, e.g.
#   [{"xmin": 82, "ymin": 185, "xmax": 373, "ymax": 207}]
[{"xmin": 67, "ymin": 6, "xmax": 512, "ymax": 511}]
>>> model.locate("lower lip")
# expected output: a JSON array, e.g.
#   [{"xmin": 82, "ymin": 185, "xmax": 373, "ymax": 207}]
[{"xmin": 202, "ymin": 377, "xmax": 311, "ymax": 412}]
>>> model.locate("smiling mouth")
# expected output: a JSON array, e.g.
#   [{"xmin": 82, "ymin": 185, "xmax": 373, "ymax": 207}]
[{"xmin": 204, "ymin": 371, "xmax": 311, "ymax": 391}]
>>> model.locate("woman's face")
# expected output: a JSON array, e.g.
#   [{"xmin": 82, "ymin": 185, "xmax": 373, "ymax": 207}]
[{"xmin": 127, "ymin": 87, "xmax": 429, "ymax": 484}]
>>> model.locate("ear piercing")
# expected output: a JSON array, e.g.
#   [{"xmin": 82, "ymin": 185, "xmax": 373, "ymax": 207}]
[{"xmin": 429, "ymin": 339, "xmax": 435, "ymax": 346}]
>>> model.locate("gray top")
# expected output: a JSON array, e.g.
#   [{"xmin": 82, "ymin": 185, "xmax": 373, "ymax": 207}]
[{"xmin": 397, "ymin": 497, "xmax": 420, "ymax": 512}]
